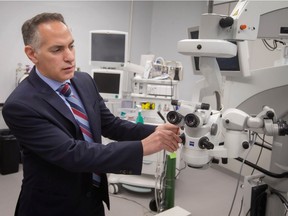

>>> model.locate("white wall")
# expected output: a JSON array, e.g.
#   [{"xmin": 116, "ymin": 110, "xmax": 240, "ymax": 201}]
[
  {"xmin": 150, "ymin": 1, "xmax": 207, "ymax": 101},
  {"xmin": 0, "ymin": 1, "xmax": 153, "ymax": 104}
]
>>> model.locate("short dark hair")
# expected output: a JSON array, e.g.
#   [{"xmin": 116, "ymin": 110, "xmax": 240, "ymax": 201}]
[{"xmin": 21, "ymin": 12, "xmax": 66, "ymax": 49}]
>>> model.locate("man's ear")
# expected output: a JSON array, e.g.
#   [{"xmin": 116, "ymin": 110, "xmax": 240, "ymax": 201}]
[{"xmin": 24, "ymin": 45, "xmax": 38, "ymax": 64}]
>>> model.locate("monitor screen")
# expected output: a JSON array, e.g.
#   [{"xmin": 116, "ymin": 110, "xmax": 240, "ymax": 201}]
[
  {"xmin": 90, "ymin": 30, "xmax": 128, "ymax": 69},
  {"xmin": 93, "ymin": 69, "xmax": 123, "ymax": 99},
  {"xmin": 188, "ymin": 26, "xmax": 250, "ymax": 77}
]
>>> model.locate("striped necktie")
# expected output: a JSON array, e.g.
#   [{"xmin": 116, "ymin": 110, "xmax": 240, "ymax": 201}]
[{"xmin": 57, "ymin": 83, "xmax": 101, "ymax": 186}]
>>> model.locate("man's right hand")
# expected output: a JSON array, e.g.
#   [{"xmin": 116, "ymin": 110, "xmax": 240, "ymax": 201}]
[{"xmin": 141, "ymin": 123, "xmax": 182, "ymax": 156}]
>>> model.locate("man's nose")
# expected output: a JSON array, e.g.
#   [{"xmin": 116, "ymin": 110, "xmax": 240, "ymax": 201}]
[{"xmin": 64, "ymin": 48, "xmax": 75, "ymax": 62}]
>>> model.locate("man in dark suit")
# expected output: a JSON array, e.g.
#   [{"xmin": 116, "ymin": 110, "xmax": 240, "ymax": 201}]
[{"xmin": 2, "ymin": 13, "xmax": 181, "ymax": 216}]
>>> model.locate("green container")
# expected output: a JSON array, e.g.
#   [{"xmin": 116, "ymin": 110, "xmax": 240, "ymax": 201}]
[
  {"xmin": 164, "ymin": 153, "xmax": 176, "ymax": 210},
  {"xmin": 136, "ymin": 111, "xmax": 144, "ymax": 124}
]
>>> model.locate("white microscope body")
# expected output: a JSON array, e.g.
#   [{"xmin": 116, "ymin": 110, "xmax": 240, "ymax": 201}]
[
  {"xmin": 167, "ymin": 102, "xmax": 285, "ymax": 168},
  {"xmin": 167, "ymin": 100, "xmax": 222, "ymax": 168}
]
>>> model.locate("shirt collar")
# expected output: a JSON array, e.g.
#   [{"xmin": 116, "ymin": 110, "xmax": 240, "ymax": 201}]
[{"xmin": 35, "ymin": 68, "xmax": 71, "ymax": 91}]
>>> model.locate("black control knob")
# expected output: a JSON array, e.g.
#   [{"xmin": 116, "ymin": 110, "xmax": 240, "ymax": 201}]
[
  {"xmin": 200, "ymin": 103, "xmax": 210, "ymax": 110},
  {"xmin": 219, "ymin": 16, "xmax": 234, "ymax": 28},
  {"xmin": 222, "ymin": 158, "xmax": 228, "ymax": 164},
  {"xmin": 179, "ymin": 133, "xmax": 186, "ymax": 145},
  {"xmin": 242, "ymin": 141, "xmax": 250, "ymax": 149},
  {"xmin": 266, "ymin": 111, "xmax": 274, "ymax": 119},
  {"xmin": 278, "ymin": 120, "xmax": 288, "ymax": 136},
  {"xmin": 199, "ymin": 137, "xmax": 214, "ymax": 150},
  {"xmin": 212, "ymin": 158, "xmax": 219, "ymax": 164},
  {"xmin": 171, "ymin": 99, "xmax": 179, "ymax": 106}
]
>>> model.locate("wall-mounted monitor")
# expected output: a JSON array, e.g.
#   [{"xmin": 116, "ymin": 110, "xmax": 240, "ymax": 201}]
[
  {"xmin": 93, "ymin": 69, "xmax": 124, "ymax": 100},
  {"xmin": 188, "ymin": 26, "xmax": 250, "ymax": 77},
  {"xmin": 89, "ymin": 30, "xmax": 128, "ymax": 69}
]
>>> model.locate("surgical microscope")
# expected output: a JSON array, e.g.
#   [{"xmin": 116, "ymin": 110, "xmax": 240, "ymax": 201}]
[{"xmin": 167, "ymin": 1, "xmax": 288, "ymax": 215}]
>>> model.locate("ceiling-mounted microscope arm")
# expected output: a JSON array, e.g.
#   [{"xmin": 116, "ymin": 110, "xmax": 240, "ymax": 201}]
[
  {"xmin": 229, "ymin": 0, "xmax": 288, "ymax": 40},
  {"xmin": 200, "ymin": 0, "xmax": 288, "ymax": 41}
]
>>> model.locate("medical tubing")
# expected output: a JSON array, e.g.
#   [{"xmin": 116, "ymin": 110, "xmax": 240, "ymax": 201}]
[
  {"xmin": 157, "ymin": 111, "xmax": 166, "ymax": 123},
  {"xmin": 235, "ymin": 157, "xmax": 288, "ymax": 178},
  {"xmin": 251, "ymin": 134, "xmax": 266, "ymax": 175},
  {"xmin": 254, "ymin": 142, "xmax": 272, "ymax": 151},
  {"xmin": 215, "ymin": 91, "xmax": 222, "ymax": 111},
  {"xmin": 228, "ymin": 136, "xmax": 254, "ymax": 216},
  {"xmin": 256, "ymin": 133, "xmax": 272, "ymax": 146},
  {"xmin": 154, "ymin": 150, "xmax": 167, "ymax": 212},
  {"xmin": 270, "ymin": 189, "xmax": 288, "ymax": 208}
]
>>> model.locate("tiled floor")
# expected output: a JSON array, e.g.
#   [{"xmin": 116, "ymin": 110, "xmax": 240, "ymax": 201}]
[{"xmin": 0, "ymin": 163, "xmax": 243, "ymax": 216}]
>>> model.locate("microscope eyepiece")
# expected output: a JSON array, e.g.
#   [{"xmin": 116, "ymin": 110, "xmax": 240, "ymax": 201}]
[
  {"xmin": 184, "ymin": 113, "xmax": 200, "ymax": 127},
  {"xmin": 166, "ymin": 111, "xmax": 183, "ymax": 125}
]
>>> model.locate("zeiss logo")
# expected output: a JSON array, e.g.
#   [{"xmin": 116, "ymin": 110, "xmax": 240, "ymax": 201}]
[{"xmin": 189, "ymin": 141, "xmax": 194, "ymax": 146}]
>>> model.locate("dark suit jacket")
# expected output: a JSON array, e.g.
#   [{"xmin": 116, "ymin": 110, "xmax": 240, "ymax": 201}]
[{"xmin": 2, "ymin": 67, "xmax": 156, "ymax": 216}]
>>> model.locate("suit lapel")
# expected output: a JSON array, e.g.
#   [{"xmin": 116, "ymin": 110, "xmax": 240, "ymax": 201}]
[
  {"xmin": 28, "ymin": 68, "xmax": 80, "ymax": 134},
  {"xmin": 28, "ymin": 68, "xmax": 99, "ymax": 141}
]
